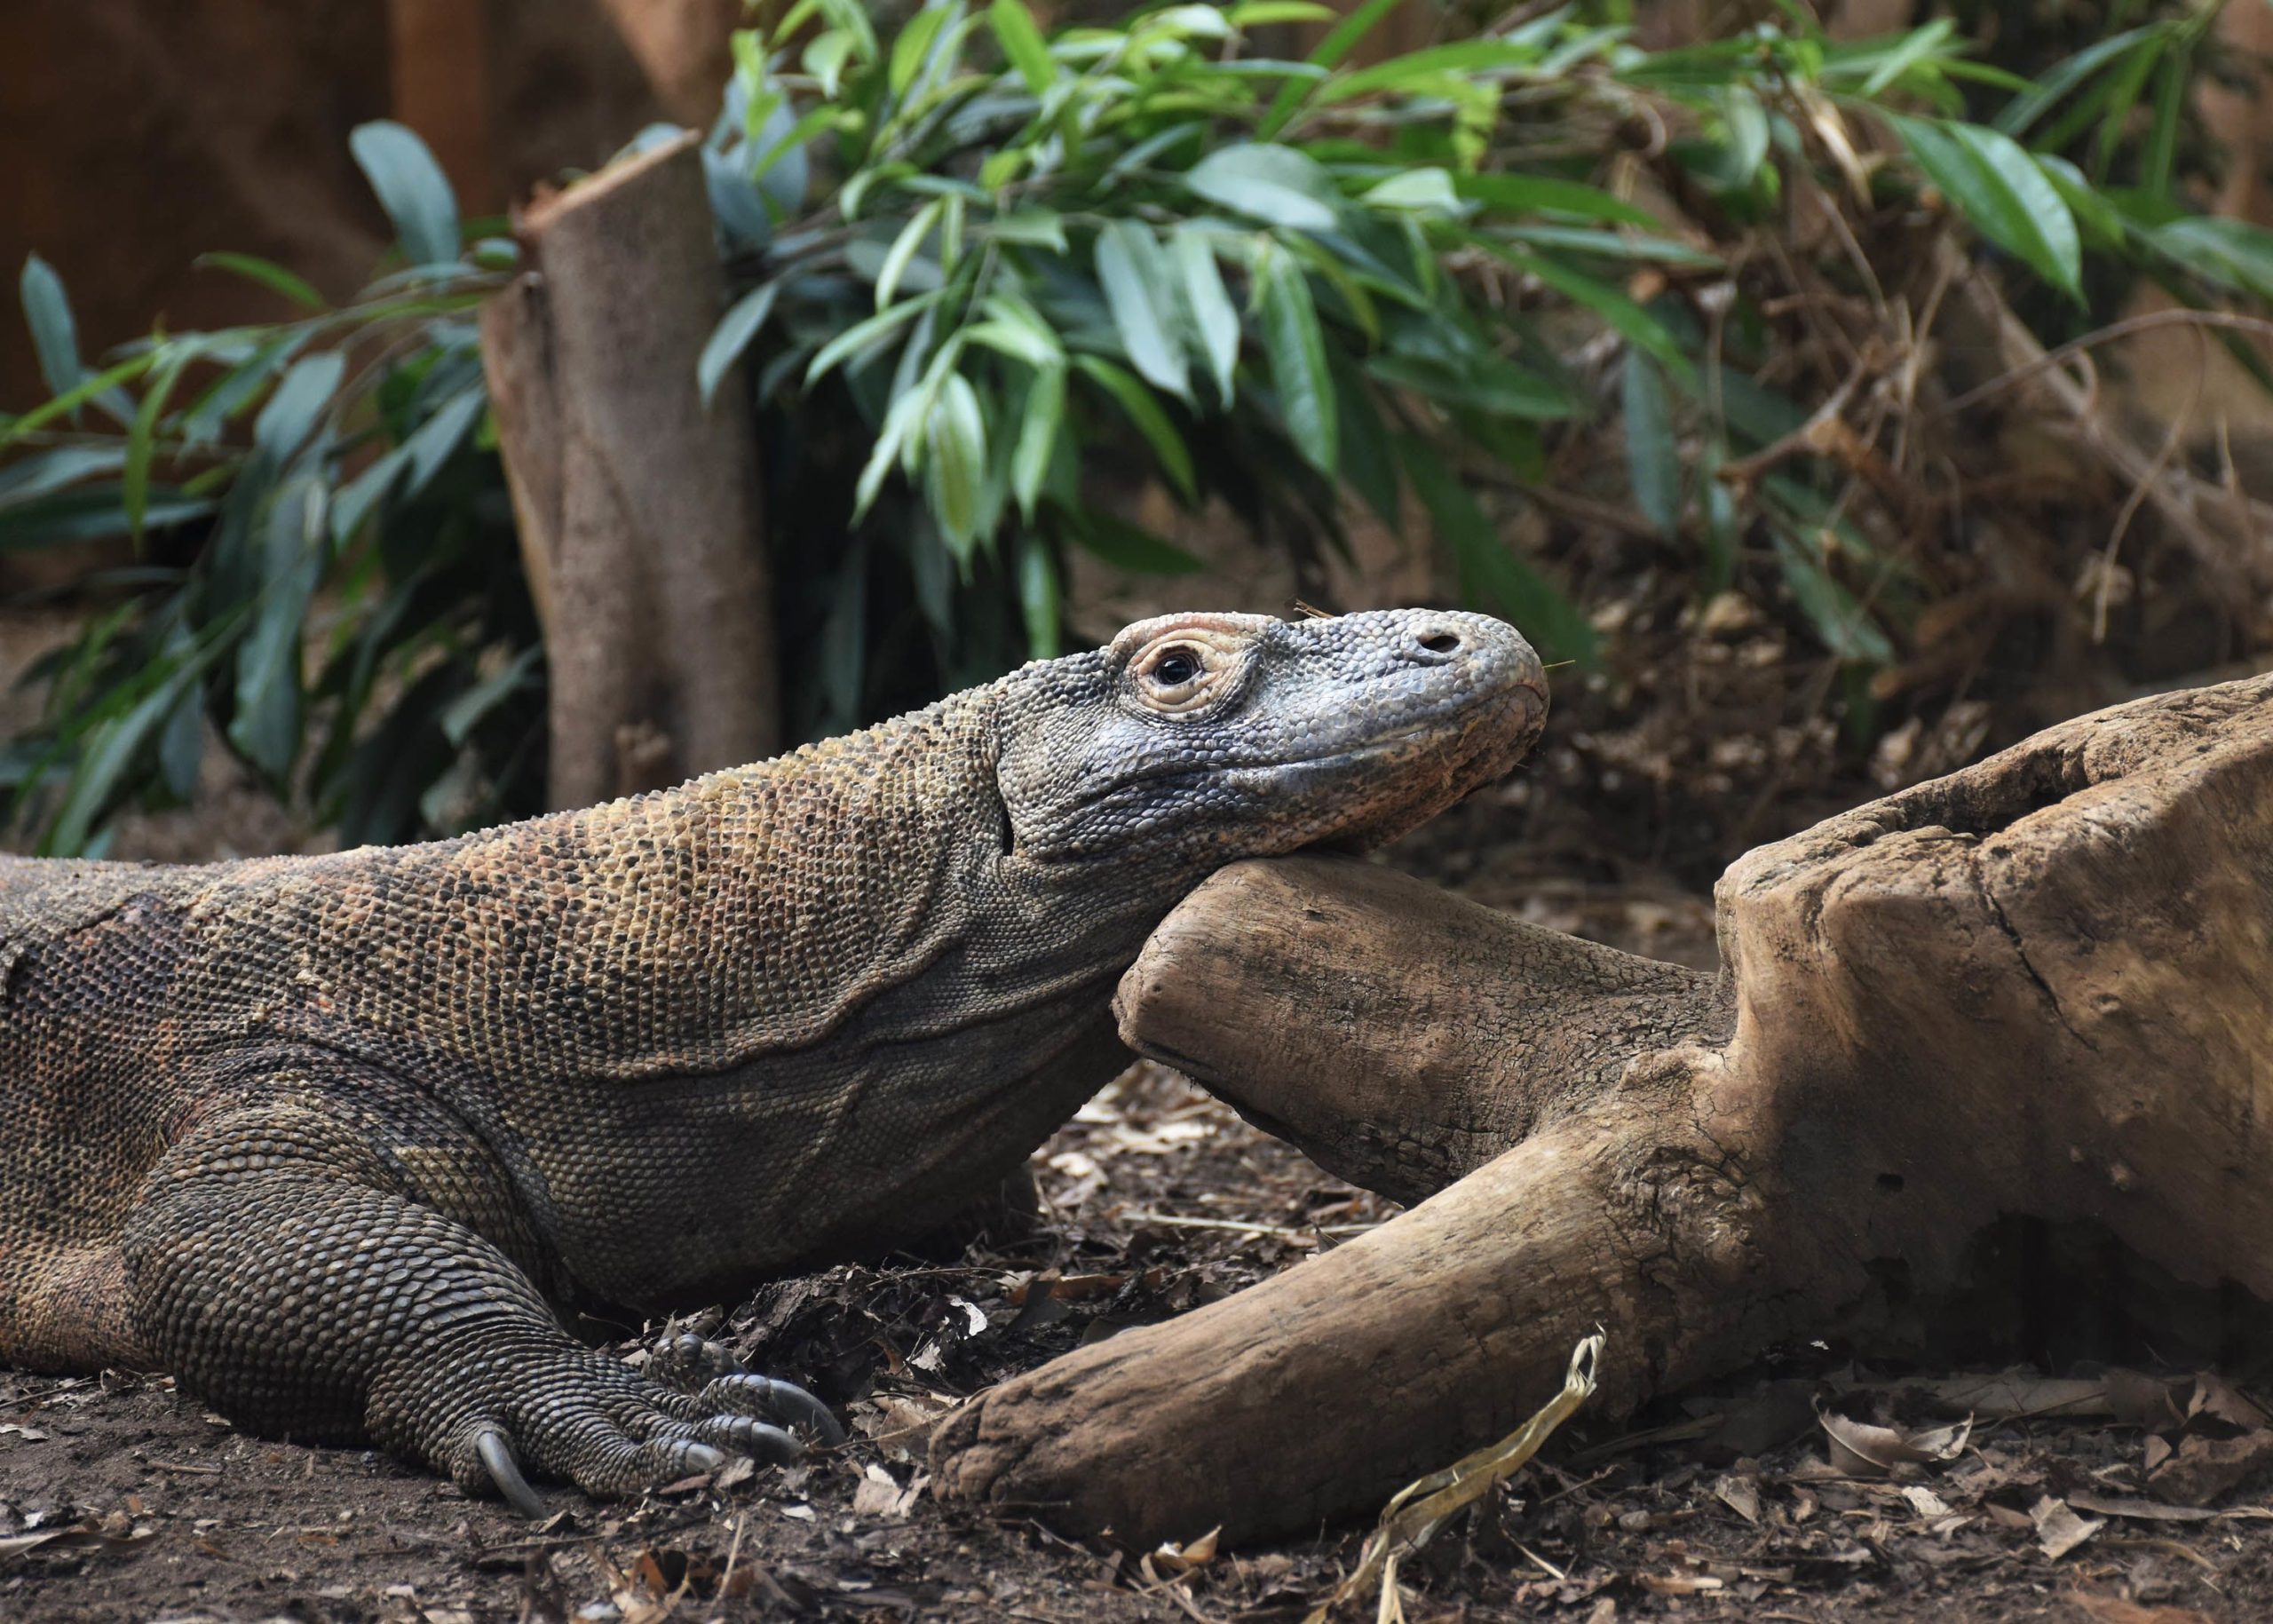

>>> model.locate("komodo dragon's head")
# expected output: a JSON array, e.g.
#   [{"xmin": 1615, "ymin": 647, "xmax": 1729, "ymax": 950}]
[{"xmin": 994, "ymin": 608, "xmax": 1547, "ymax": 864}]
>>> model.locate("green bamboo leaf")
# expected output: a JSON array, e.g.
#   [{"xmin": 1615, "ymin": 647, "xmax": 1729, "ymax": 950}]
[
  {"xmin": 1491, "ymin": 247, "xmax": 1693, "ymax": 384},
  {"xmin": 2142, "ymin": 44, "xmax": 2189, "ymax": 204},
  {"xmin": 1255, "ymin": 250, "xmax": 1335, "ymax": 473},
  {"xmin": 194, "ymin": 251, "xmax": 327, "ymax": 312},
  {"xmin": 1012, "ymin": 363, "xmax": 1065, "ymax": 519},
  {"xmin": 700, "ymin": 280, "xmax": 784, "ymax": 405},
  {"xmin": 2151, "ymin": 215, "xmax": 2273, "ymax": 301},
  {"xmin": 1318, "ymin": 40, "xmax": 1548, "ymax": 104},
  {"xmin": 123, "ymin": 345, "xmax": 196, "ymax": 542},
  {"xmin": 875, "ymin": 200, "xmax": 945, "ymax": 311},
  {"xmin": 1854, "ymin": 19, "xmax": 1958, "ymax": 96},
  {"xmin": 1184, "ymin": 144, "xmax": 1341, "ymax": 232},
  {"xmin": 854, "ymin": 384, "xmax": 928, "ymax": 517},
  {"xmin": 804, "ymin": 28, "xmax": 858, "ymax": 97},
  {"xmin": 1621, "ymin": 350, "xmax": 1682, "ymax": 535},
  {"xmin": 925, "ymin": 372, "xmax": 989, "ymax": 556},
  {"xmin": 400, "ymin": 387, "xmax": 486, "ymax": 495},
  {"xmin": 986, "ymin": 210, "xmax": 1068, "ymax": 250},
  {"xmin": 1227, "ymin": 1, "xmax": 1334, "ymax": 23},
  {"xmin": 20, "ymin": 255, "xmax": 84, "ymax": 400},
  {"xmin": 1771, "ymin": 529, "xmax": 1894, "ymax": 664},
  {"xmin": 1017, "ymin": 533, "xmax": 1062, "ymax": 658},
  {"xmin": 158, "ymin": 682, "xmax": 204, "ymax": 801},
  {"xmin": 230, "ymin": 475, "xmax": 329, "ymax": 780},
  {"xmin": 0, "ymin": 446, "xmax": 125, "ymax": 508},
  {"xmin": 1890, "ymin": 115, "xmax": 2080, "ymax": 298},
  {"xmin": 252, "ymin": 352, "xmax": 348, "ymax": 462},
  {"xmin": 1453, "ymin": 174, "xmax": 1655, "ymax": 226},
  {"xmin": 440, "ymin": 646, "xmax": 543, "ymax": 748},
  {"xmin": 330, "ymin": 440, "xmax": 410, "ymax": 543},
  {"xmin": 1073, "ymin": 355, "xmax": 1196, "ymax": 502},
  {"xmin": 990, "ymin": 0, "xmax": 1054, "ymax": 94},
  {"xmin": 1364, "ymin": 168, "xmax": 1463, "ymax": 215},
  {"xmin": 1261, "ymin": 0, "xmax": 1398, "ymax": 137},
  {"xmin": 1494, "ymin": 225, "xmax": 1721, "ymax": 267},
  {"xmin": 1068, "ymin": 511, "xmax": 1204, "ymax": 574},
  {"xmin": 349, "ymin": 121, "xmax": 461, "ymax": 267},
  {"xmin": 1095, "ymin": 221, "xmax": 1190, "ymax": 400},
  {"xmin": 891, "ymin": 3, "xmax": 954, "ymax": 97},
  {"xmin": 1173, "ymin": 228, "xmax": 1240, "ymax": 404},
  {"xmin": 44, "ymin": 674, "xmax": 190, "ymax": 856},
  {"xmin": 1992, "ymin": 26, "xmax": 2154, "ymax": 139},
  {"xmin": 806, "ymin": 289, "xmax": 944, "ymax": 384}
]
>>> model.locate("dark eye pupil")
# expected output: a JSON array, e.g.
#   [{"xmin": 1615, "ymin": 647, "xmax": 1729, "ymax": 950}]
[{"xmin": 1155, "ymin": 652, "xmax": 1198, "ymax": 685}]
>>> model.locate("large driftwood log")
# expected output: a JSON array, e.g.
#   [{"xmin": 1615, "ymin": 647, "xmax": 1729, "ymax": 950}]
[
  {"xmin": 934, "ymin": 674, "xmax": 2273, "ymax": 1547},
  {"xmin": 480, "ymin": 131, "xmax": 778, "ymax": 810}
]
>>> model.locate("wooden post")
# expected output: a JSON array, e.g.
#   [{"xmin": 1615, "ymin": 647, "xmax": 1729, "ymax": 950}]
[{"xmin": 480, "ymin": 131, "xmax": 779, "ymax": 809}]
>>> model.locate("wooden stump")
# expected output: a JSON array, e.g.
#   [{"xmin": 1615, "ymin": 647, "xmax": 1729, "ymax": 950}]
[
  {"xmin": 933, "ymin": 674, "xmax": 2273, "ymax": 1548},
  {"xmin": 480, "ymin": 131, "xmax": 778, "ymax": 810}
]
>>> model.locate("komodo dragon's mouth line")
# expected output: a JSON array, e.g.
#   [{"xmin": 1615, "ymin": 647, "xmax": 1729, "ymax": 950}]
[{"xmin": 1051, "ymin": 678, "xmax": 1548, "ymax": 818}]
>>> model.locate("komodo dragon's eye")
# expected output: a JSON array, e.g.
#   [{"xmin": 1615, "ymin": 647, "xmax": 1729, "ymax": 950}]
[
  {"xmin": 1152, "ymin": 648, "xmax": 1200, "ymax": 685},
  {"xmin": 1129, "ymin": 630, "xmax": 1246, "ymax": 716}
]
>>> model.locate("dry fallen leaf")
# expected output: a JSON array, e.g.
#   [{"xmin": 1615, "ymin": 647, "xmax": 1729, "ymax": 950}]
[
  {"xmin": 1149, "ymin": 1525, "xmax": 1220, "ymax": 1576},
  {"xmin": 1816, "ymin": 1401, "xmax": 1973, "ymax": 1476},
  {"xmin": 1900, "ymin": 1485, "xmax": 1951, "ymax": 1518},
  {"xmin": 2185, "ymin": 1372, "xmax": 2268, "ymax": 1433},
  {"xmin": 2065, "ymin": 1492, "xmax": 2217, "ymax": 1524},
  {"xmin": 2030, "ymin": 1495, "xmax": 2104, "ymax": 1561},
  {"xmin": 851, "ymin": 1464, "xmax": 921, "ymax": 1520},
  {"xmin": 2148, "ymin": 1429, "xmax": 2273, "ymax": 1507},
  {"xmin": 1712, "ymin": 1474, "xmax": 1761, "ymax": 1525},
  {"xmin": 1638, "ymin": 1571, "xmax": 1724, "ymax": 1596}
]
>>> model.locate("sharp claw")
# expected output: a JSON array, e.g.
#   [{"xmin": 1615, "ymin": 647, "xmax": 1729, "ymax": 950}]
[
  {"xmin": 680, "ymin": 1443, "xmax": 728, "ymax": 1474},
  {"xmin": 765, "ymin": 1379, "xmax": 847, "ymax": 1449},
  {"xmin": 747, "ymin": 1422, "xmax": 803, "ymax": 1465},
  {"xmin": 476, "ymin": 1429, "xmax": 547, "ymax": 1519},
  {"xmin": 713, "ymin": 1410, "xmax": 813, "ymax": 1464}
]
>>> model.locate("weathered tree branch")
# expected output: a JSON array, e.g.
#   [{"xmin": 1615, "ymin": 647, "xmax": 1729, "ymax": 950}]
[{"xmin": 935, "ymin": 674, "xmax": 2273, "ymax": 1548}]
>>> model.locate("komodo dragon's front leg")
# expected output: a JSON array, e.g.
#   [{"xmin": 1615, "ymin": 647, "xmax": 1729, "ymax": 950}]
[{"xmin": 119, "ymin": 1074, "xmax": 838, "ymax": 1511}]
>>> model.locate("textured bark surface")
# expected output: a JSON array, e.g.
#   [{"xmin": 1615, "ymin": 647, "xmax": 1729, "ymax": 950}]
[
  {"xmin": 480, "ymin": 131, "xmax": 778, "ymax": 810},
  {"xmin": 933, "ymin": 673, "xmax": 2273, "ymax": 1549}
]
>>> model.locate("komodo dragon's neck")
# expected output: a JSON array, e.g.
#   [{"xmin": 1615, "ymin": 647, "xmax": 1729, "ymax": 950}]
[{"xmin": 303, "ymin": 683, "xmax": 1204, "ymax": 1303}]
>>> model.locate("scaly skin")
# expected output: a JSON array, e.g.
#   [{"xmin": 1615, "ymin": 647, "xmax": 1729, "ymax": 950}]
[{"xmin": 0, "ymin": 608, "xmax": 1546, "ymax": 1508}]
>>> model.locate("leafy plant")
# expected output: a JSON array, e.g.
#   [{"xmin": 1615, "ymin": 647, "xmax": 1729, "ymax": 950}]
[{"xmin": 6, "ymin": 0, "xmax": 2273, "ymax": 854}]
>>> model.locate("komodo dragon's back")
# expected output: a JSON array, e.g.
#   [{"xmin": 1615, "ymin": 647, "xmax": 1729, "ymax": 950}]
[{"xmin": 0, "ymin": 609, "xmax": 1548, "ymax": 1510}]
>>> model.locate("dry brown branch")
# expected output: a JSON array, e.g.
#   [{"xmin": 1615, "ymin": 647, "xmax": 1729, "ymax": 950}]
[{"xmin": 937, "ymin": 675, "xmax": 2273, "ymax": 1548}]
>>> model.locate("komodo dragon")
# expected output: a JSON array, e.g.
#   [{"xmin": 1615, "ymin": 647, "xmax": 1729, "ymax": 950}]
[{"xmin": 0, "ymin": 608, "xmax": 1545, "ymax": 1511}]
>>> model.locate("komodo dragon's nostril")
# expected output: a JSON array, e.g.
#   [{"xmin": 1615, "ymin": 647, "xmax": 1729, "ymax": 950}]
[{"xmin": 1420, "ymin": 633, "xmax": 1460, "ymax": 654}]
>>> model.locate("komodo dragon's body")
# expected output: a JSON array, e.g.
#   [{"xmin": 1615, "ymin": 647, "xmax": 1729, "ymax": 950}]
[{"xmin": 0, "ymin": 608, "xmax": 1544, "ymax": 1508}]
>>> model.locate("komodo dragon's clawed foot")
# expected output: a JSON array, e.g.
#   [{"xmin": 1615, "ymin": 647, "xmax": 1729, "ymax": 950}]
[
  {"xmin": 376, "ymin": 1336, "xmax": 836, "ymax": 1517},
  {"xmin": 649, "ymin": 1332, "xmax": 848, "ymax": 1447}
]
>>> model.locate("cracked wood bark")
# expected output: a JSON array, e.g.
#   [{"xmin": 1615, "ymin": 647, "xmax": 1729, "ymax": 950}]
[
  {"xmin": 933, "ymin": 673, "xmax": 2273, "ymax": 1548},
  {"xmin": 480, "ymin": 130, "xmax": 778, "ymax": 810}
]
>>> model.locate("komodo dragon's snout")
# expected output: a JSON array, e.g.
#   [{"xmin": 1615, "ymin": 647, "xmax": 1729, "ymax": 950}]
[{"xmin": 0, "ymin": 607, "xmax": 1546, "ymax": 1516}]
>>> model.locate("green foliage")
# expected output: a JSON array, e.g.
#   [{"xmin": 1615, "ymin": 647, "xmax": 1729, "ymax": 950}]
[{"xmin": 6, "ymin": 0, "xmax": 2273, "ymax": 852}]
